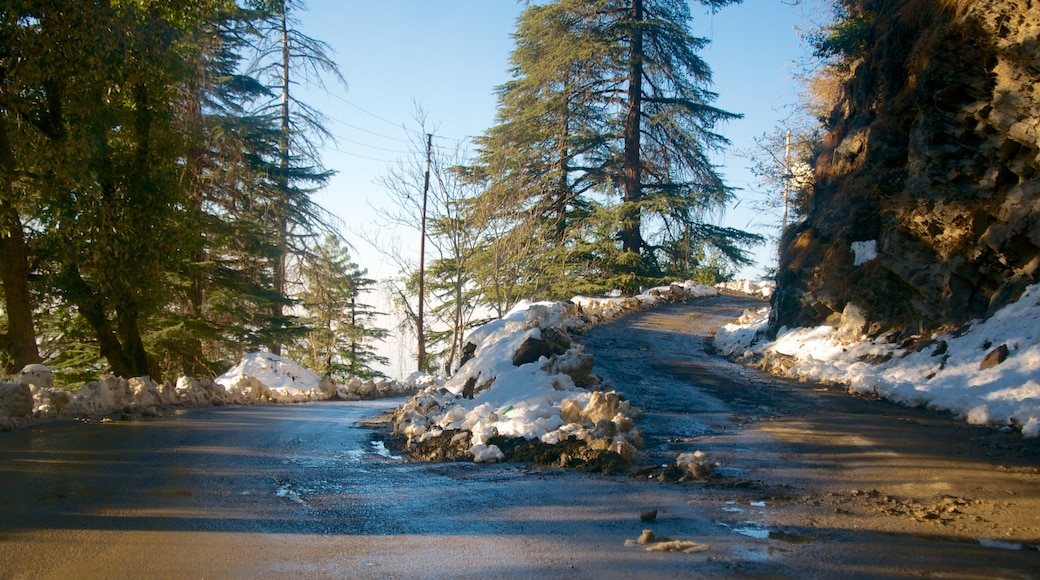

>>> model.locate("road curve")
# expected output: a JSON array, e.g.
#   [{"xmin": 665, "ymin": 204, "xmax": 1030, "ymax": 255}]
[{"xmin": 2, "ymin": 295, "xmax": 1039, "ymax": 579}]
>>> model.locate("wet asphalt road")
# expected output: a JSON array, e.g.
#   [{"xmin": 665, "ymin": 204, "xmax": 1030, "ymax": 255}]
[
  {"xmin": 3, "ymin": 295, "xmax": 1040, "ymax": 579},
  {"xmin": 0, "ymin": 399, "xmax": 730, "ymax": 579}
]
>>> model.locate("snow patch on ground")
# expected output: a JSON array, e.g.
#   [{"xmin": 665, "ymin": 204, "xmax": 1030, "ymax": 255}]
[
  {"xmin": 1, "ymin": 351, "xmax": 423, "ymax": 430},
  {"xmin": 714, "ymin": 283, "xmax": 1040, "ymax": 436}
]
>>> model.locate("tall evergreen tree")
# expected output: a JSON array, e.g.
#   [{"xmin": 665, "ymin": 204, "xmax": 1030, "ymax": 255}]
[
  {"xmin": 471, "ymin": 0, "xmax": 761, "ymax": 297},
  {"xmin": 246, "ymin": 0, "xmax": 343, "ymax": 356},
  {"xmin": 289, "ymin": 235, "xmax": 387, "ymax": 381},
  {"xmin": 162, "ymin": 3, "xmax": 287, "ymax": 376},
  {"xmin": 2, "ymin": 0, "xmax": 238, "ymax": 380}
]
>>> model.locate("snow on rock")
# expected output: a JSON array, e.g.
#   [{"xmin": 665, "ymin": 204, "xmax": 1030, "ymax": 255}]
[
  {"xmin": 0, "ymin": 381, "xmax": 34, "ymax": 430},
  {"xmin": 851, "ymin": 240, "xmax": 878, "ymax": 266},
  {"xmin": 389, "ymin": 299, "xmax": 620, "ymax": 456},
  {"xmin": 14, "ymin": 364, "xmax": 54, "ymax": 389},
  {"xmin": 470, "ymin": 443, "xmax": 505, "ymax": 463},
  {"xmin": 714, "ymin": 283, "xmax": 1040, "ymax": 437}
]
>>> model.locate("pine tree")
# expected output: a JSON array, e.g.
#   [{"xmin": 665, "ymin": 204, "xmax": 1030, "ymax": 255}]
[
  {"xmin": 246, "ymin": 0, "xmax": 343, "ymax": 356},
  {"xmin": 3, "ymin": 0, "xmax": 239, "ymax": 380},
  {"xmin": 470, "ymin": 0, "xmax": 761, "ymax": 297},
  {"xmin": 289, "ymin": 236, "xmax": 387, "ymax": 382},
  {"xmin": 158, "ymin": 3, "xmax": 288, "ymax": 377}
]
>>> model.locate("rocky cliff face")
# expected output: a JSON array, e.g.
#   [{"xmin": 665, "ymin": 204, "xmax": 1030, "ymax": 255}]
[{"xmin": 772, "ymin": 0, "xmax": 1040, "ymax": 338}]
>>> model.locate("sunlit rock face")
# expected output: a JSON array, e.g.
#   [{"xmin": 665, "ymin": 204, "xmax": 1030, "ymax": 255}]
[{"xmin": 773, "ymin": 0, "xmax": 1040, "ymax": 338}]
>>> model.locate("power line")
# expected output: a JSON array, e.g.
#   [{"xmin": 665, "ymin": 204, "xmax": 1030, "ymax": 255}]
[
  {"xmin": 325, "ymin": 145, "xmax": 398, "ymax": 163},
  {"xmin": 327, "ymin": 92, "xmax": 403, "ymax": 128},
  {"xmin": 335, "ymin": 135, "xmax": 410, "ymax": 154},
  {"xmin": 326, "ymin": 93, "xmax": 479, "ymax": 145},
  {"xmin": 324, "ymin": 113, "xmax": 412, "ymax": 144}
]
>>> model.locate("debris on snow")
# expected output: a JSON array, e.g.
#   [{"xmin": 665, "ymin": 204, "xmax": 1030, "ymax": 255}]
[{"xmin": 676, "ymin": 450, "xmax": 717, "ymax": 480}]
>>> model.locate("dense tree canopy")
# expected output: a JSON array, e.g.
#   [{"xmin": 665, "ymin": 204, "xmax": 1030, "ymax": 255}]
[
  {"xmin": 0, "ymin": 0, "xmax": 366, "ymax": 384},
  {"xmin": 3, "ymin": 0, "xmax": 767, "ymax": 384}
]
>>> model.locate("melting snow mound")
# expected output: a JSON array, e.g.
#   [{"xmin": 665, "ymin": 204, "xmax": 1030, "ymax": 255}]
[
  {"xmin": 386, "ymin": 282, "xmax": 727, "ymax": 466},
  {"xmin": 217, "ymin": 351, "xmax": 321, "ymax": 393},
  {"xmin": 216, "ymin": 351, "xmax": 329, "ymax": 402},
  {"xmin": 713, "ymin": 283, "xmax": 1040, "ymax": 437}
]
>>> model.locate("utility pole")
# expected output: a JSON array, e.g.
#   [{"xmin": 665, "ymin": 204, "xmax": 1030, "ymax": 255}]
[
  {"xmin": 417, "ymin": 133, "xmax": 433, "ymax": 372},
  {"xmin": 782, "ymin": 129, "xmax": 791, "ymax": 234}
]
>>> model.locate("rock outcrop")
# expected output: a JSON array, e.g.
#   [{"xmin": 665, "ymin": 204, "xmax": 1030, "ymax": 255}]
[{"xmin": 773, "ymin": 0, "xmax": 1040, "ymax": 337}]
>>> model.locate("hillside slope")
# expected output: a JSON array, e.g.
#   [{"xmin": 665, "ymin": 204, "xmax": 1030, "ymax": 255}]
[{"xmin": 773, "ymin": 0, "xmax": 1040, "ymax": 337}]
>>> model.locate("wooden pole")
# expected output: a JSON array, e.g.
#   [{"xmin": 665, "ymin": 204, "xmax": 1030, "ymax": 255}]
[{"xmin": 417, "ymin": 133, "xmax": 433, "ymax": 372}]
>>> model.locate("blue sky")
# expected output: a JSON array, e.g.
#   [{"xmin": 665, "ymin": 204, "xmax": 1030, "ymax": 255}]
[{"xmin": 295, "ymin": 0, "xmax": 817, "ymax": 281}]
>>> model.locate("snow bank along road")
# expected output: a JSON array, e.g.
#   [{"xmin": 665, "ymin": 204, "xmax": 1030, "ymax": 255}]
[
  {"xmin": 1, "ymin": 295, "xmax": 1039, "ymax": 578},
  {"xmin": 584, "ymin": 295, "xmax": 1040, "ymax": 577}
]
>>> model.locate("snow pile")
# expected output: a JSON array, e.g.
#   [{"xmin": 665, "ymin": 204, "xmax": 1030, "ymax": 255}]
[
  {"xmin": 714, "ymin": 283, "xmax": 1040, "ymax": 437},
  {"xmin": 1, "ymin": 351, "xmax": 421, "ymax": 430},
  {"xmin": 389, "ymin": 299, "xmax": 645, "ymax": 463},
  {"xmin": 642, "ymin": 280, "xmax": 720, "ymax": 304},
  {"xmin": 216, "ymin": 351, "xmax": 332, "ymax": 402},
  {"xmin": 389, "ymin": 282, "xmax": 722, "ymax": 464},
  {"xmin": 335, "ymin": 373, "xmax": 435, "ymax": 401},
  {"xmin": 716, "ymin": 279, "xmax": 776, "ymax": 298}
]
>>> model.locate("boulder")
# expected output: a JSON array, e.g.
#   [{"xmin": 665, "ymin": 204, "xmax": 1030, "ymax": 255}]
[{"xmin": 512, "ymin": 327, "xmax": 572, "ymax": 366}]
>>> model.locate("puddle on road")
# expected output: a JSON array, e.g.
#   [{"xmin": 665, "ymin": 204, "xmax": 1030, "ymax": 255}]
[
  {"xmin": 732, "ymin": 523, "xmax": 771, "ymax": 539},
  {"xmin": 715, "ymin": 500, "xmax": 821, "ymax": 547},
  {"xmin": 769, "ymin": 530, "xmax": 817, "ymax": 544},
  {"xmin": 370, "ymin": 440, "xmax": 402, "ymax": 460},
  {"xmin": 976, "ymin": 538, "xmax": 1029, "ymax": 551}
]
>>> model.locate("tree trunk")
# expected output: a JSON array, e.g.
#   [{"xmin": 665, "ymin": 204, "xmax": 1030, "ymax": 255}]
[
  {"xmin": 0, "ymin": 199, "xmax": 42, "ymax": 373},
  {"xmin": 116, "ymin": 302, "xmax": 161, "ymax": 380},
  {"xmin": 270, "ymin": 2, "xmax": 292, "ymax": 357},
  {"xmin": 64, "ymin": 267, "xmax": 136, "ymax": 379},
  {"xmin": 620, "ymin": 0, "xmax": 645, "ymax": 255},
  {"xmin": 0, "ymin": 116, "xmax": 43, "ymax": 373}
]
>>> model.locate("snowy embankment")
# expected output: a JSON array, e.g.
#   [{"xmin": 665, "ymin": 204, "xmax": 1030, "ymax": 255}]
[
  {"xmin": 715, "ymin": 283, "xmax": 1040, "ymax": 437},
  {"xmin": 387, "ymin": 281, "xmax": 725, "ymax": 465},
  {"xmin": 0, "ymin": 351, "xmax": 424, "ymax": 431}
]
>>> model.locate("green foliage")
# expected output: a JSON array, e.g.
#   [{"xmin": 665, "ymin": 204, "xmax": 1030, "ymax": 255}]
[
  {"xmin": 0, "ymin": 0, "xmax": 346, "ymax": 382},
  {"xmin": 287, "ymin": 236, "xmax": 388, "ymax": 382},
  {"xmin": 808, "ymin": 4, "xmax": 875, "ymax": 61},
  {"xmin": 466, "ymin": 0, "xmax": 761, "ymax": 300}
]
